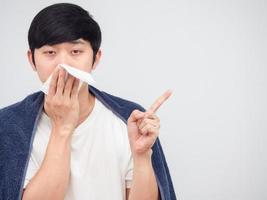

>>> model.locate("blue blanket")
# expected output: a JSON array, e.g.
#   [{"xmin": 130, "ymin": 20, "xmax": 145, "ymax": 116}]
[{"xmin": 0, "ymin": 86, "xmax": 176, "ymax": 200}]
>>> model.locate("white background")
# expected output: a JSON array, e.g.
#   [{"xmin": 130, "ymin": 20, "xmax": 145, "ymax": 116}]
[{"xmin": 1, "ymin": 0, "xmax": 267, "ymax": 199}]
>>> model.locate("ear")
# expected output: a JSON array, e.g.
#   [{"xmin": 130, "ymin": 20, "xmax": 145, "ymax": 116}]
[
  {"xmin": 27, "ymin": 49, "xmax": 36, "ymax": 71},
  {"xmin": 92, "ymin": 49, "xmax": 102, "ymax": 71}
]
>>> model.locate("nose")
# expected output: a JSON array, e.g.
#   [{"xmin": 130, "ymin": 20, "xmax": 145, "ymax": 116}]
[
  {"xmin": 56, "ymin": 51, "xmax": 68, "ymax": 66},
  {"xmin": 55, "ymin": 51, "xmax": 75, "ymax": 68}
]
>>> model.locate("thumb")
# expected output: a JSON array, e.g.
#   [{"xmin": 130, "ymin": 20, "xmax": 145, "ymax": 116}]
[{"xmin": 128, "ymin": 109, "xmax": 145, "ymax": 124}]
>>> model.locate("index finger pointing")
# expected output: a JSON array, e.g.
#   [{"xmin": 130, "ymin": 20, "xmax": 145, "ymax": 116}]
[{"xmin": 148, "ymin": 89, "xmax": 173, "ymax": 113}]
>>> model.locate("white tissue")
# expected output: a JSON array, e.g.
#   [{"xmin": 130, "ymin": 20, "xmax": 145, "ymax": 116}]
[{"xmin": 41, "ymin": 64, "xmax": 96, "ymax": 95}]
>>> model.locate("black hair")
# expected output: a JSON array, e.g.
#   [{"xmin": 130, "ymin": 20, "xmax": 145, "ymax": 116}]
[{"xmin": 28, "ymin": 3, "xmax": 102, "ymax": 65}]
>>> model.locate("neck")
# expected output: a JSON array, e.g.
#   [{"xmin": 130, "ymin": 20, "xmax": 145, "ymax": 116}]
[{"xmin": 77, "ymin": 84, "xmax": 95, "ymax": 126}]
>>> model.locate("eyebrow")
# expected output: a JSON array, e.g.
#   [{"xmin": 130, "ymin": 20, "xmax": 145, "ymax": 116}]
[{"xmin": 68, "ymin": 40, "xmax": 86, "ymax": 45}]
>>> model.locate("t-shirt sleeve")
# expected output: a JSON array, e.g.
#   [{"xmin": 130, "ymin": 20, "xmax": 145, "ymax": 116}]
[
  {"xmin": 125, "ymin": 154, "xmax": 133, "ymax": 188},
  {"xmin": 122, "ymin": 122, "xmax": 133, "ymax": 189},
  {"xmin": 23, "ymin": 155, "xmax": 39, "ymax": 189}
]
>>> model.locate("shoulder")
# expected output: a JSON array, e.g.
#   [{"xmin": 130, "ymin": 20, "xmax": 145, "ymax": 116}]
[
  {"xmin": 90, "ymin": 86, "xmax": 146, "ymax": 122},
  {"xmin": 102, "ymin": 91, "xmax": 145, "ymax": 111},
  {"xmin": 0, "ymin": 91, "xmax": 43, "ymax": 120}
]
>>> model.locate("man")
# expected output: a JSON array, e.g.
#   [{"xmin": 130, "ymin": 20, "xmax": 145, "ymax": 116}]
[{"xmin": 0, "ymin": 3, "xmax": 176, "ymax": 200}]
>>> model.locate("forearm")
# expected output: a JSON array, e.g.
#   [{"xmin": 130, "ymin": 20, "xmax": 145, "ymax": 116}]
[
  {"xmin": 22, "ymin": 127, "xmax": 72, "ymax": 200},
  {"xmin": 128, "ymin": 150, "xmax": 159, "ymax": 200}
]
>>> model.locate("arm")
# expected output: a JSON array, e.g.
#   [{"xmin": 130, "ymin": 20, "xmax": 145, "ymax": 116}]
[
  {"xmin": 22, "ymin": 127, "xmax": 72, "ymax": 200},
  {"xmin": 22, "ymin": 67, "xmax": 80, "ymax": 199},
  {"xmin": 127, "ymin": 150, "xmax": 159, "ymax": 200},
  {"xmin": 127, "ymin": 90, "xmax": 172, "ymax": 200}
]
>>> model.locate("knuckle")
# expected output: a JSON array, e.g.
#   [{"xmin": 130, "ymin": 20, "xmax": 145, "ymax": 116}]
[
  {"xmin": 133, "ymin": 109, "xmax": 139, "ymax": 115},
  {"xmin": 144, "ymin": 118, "xmax": 149, "ymax": 124}
]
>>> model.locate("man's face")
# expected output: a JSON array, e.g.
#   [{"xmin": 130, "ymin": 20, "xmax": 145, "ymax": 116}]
[{"xmin": 28, "ymin": 38, "xmax": 101, "ymax": 83}]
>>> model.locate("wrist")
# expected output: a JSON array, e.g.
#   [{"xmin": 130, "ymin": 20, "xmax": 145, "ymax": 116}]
[
  {"xmin": 52, "ymin": 125, "xmax": 73, "ymax": 139},
  {"xmin": 133, "ymin": 149, "xmax": 153, "ymax": 162}
]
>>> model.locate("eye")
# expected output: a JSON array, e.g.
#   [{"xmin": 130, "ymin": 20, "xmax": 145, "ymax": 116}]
[
  {"xmin": 72, "ymin": 50, "xmax": 83, "ymax": 55},
  {"xmin": 44, "ymin": 51, "xmax": 56, "ymax": 55}
]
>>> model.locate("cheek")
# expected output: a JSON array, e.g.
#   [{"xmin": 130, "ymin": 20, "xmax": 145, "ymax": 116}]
[
  {"xmin": 76, "ymin": 54, "xmax": 94, "ymax": 73},
  {"xmin": 36, "ymin": 66, "xmax": 55, "ymax": 83},
  {"xmin": 35, "ymin": 59, "xmax": 57, "ymax": 83}
]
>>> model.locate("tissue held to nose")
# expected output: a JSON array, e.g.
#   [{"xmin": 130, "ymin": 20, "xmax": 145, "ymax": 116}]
[{"xmin": 41, "ymin": 64, "xmax": 96, "ymax": 95}]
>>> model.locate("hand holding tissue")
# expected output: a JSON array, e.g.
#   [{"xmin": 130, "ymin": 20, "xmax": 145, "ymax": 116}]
[{"xmin": 41, "ymin": 64, "xmax": 96, "ymax": 95}]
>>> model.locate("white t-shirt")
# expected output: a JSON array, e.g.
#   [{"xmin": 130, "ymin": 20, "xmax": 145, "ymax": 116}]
[{"xmin": 23, "ymin": 97, "xmax": 133, "ymax": 200}]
